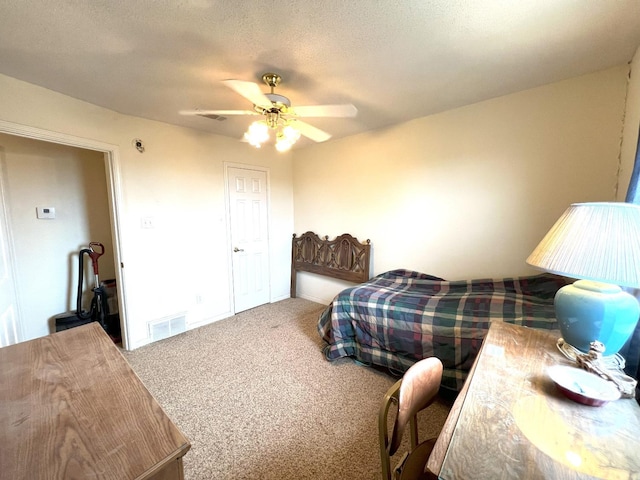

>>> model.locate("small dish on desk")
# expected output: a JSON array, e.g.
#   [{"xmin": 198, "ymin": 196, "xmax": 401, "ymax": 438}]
[{"xmin": 548, "ymin": 365, "xmax": 621, "ymax": 406}]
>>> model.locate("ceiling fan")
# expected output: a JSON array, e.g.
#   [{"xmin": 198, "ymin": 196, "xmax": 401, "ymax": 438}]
[{"xmin": 179, "ymin": 73, "xmax": 357, "ymax": 150}]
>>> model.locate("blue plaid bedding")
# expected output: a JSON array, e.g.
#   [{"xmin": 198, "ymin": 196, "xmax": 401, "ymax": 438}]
[{"xmin": 318, "ymin": 269, "xmax": 567, "ymax": 391}]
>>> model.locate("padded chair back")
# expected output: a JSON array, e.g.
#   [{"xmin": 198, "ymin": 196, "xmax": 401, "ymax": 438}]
[{"xmin": 379, "ymin": 357, "xmax": 443, "ymax": 480}]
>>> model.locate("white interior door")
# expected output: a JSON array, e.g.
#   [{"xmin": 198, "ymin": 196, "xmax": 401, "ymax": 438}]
[{"xmin": 227, "ymin": 166, "xmax": 270, "ymax": 313}]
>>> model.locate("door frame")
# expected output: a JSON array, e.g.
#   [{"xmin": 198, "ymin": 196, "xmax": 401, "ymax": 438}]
[
  {"xmin": 0, "ymin": 120, "xmax": 131, "ymax": 349},
  {"xmin": 223, "ymin": 162, "xmax": 271, "ymax": 313},
  {"xmin": 0, "ymin": 149, "xmax": 21, "ymax": 345}
]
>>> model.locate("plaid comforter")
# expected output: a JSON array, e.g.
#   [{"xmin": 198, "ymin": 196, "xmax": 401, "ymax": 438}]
[{"xmin": 318, "ymin": 269, "xmax": 567, "ymax": 391}]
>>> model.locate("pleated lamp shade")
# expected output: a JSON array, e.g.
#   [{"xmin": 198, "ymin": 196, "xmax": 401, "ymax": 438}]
[
  {"xmin": 527, "ymin": 202, "xmax": 640, "ymax": 354},
  {"xmin": 527, "ymin": 202, "xmax": 640, "ymax": 288}
]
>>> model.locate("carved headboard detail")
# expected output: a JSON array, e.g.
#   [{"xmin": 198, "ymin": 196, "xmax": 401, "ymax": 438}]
[{"xmin": 291, "ymin": 232, "xmax": 371, "ymax": 298}]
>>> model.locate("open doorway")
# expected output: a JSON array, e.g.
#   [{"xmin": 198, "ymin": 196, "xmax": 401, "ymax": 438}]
[{"xmin": 0, "ymin": 120, "xmax": 129, "ymax": 348}]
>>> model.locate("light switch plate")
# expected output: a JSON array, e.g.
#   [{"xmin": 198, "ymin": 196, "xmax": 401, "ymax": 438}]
[{"xmin": 36, "ymin": 207, "xmax": 56, "ymax": 219}]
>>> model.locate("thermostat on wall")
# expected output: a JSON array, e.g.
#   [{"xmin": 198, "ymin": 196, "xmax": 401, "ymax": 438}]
[{"xmin": 36, "ymin": 207, "xmax": 56, "ymax": 219}]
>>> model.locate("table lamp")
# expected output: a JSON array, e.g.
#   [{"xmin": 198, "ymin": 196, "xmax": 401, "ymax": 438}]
[{"xmin": 526, "ymin": 202, "xmax": 640, "ymax": 356}]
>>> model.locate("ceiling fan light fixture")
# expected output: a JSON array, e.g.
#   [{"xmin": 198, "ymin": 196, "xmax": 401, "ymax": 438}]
[
  {"xmin": 282, "ymin": 125, "xmax": 301, "ymax": 142},
  {"xmin": 274, "ymin": 125, "xmax": 301, "ymax": 152},
  {"xmin": 244, "ymin": 121, "xmax": 269, "ymax": 148},
  {"xmin": 265, "ymin": 111, "xmax": 280, "ymax": 129},
  {"xmin": 275, "ymin": 136, "xmax": 293, "ymax": 152}
]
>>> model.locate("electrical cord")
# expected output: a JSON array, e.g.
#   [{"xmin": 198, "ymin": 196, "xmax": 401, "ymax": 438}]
[{"xmin": 557, "ymin": 338, "xmax": 637, "ymax": 398}]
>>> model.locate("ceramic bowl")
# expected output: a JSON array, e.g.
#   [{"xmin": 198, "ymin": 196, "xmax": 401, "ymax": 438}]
[{"xmin": 548, "ymin": 365, "xmax": 621, "ymax": 407}]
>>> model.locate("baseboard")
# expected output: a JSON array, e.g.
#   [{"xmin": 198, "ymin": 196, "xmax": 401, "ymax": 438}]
[
  {"xmin": 271, "ymin": 293, "xmax": 290, "ymax": 303},
  {"xmin": 296, "ymin": 293, "xmax": 331, "ymax": 305},
  {"xmin": 187, "ymin": 311, "xmax": 233, "ymax": 329}
]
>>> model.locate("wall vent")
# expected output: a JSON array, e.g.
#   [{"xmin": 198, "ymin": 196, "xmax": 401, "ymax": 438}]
[{"xmin": 148, "ymin": 314, "xmax": 187, "ymax": 342}]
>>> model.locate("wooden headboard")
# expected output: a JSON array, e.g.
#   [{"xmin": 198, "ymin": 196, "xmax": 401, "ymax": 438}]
[{"xmin": 290, "ymin": 232, "xmax": 371, "ymax": 298}]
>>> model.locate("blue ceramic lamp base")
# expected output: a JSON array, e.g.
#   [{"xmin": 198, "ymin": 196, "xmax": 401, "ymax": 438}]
[{"xmin": 555, "ymin": 280, "xmax": 640, "ymax": 355}]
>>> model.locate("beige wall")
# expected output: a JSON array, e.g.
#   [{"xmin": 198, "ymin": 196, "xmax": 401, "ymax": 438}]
[
  {"xmin": 293, "ymin": 66, "xmax": 629, "ymax": 303},
  {"xmin": 618, "ymin": 45, "xmax": 640, "ymax": 201},
  {"xmin": 0, "ymin": 73, "xmax": 294, "ymax": 348},
  {"xmin": 1, "ymin": 59, "xmax": 636, "ymax": 343},
  {"xmin": 0, "ymin": 134, "xmax": 115, "ymax": 340}
]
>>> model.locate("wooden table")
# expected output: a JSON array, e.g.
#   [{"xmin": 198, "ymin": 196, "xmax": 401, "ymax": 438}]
[
  {"xmin": 1, "ymin": 322, "xmax": 190, "ymax": 479},
  {"xmin": 427, "ymin": 321, "xmax": 640, "ymax": 479}
]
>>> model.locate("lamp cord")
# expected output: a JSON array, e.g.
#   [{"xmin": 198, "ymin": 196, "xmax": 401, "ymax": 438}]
[{"xmin": 556, "ymin": 338, "xmax": 637, "ymax": 398}]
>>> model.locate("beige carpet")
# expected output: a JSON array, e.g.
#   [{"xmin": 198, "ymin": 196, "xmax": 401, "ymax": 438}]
[{"xmin": 123, "ymin": 298, "xmax": 452, "ymax": 480}]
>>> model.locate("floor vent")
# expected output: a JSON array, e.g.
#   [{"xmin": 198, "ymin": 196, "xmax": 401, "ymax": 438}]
[{"xmin": 148, "ymin": 314, "xmax": 186, "ymax": 342}]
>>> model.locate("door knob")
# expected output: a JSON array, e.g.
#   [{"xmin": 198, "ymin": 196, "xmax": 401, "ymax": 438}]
[{"xmin": 233, "ymin": 247, "xmax": 244, "ymax": 252}]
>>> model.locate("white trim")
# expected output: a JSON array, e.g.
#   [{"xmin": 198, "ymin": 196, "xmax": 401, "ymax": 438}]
[
  {"xmin": 0, "ymin": 151, "xmax": 23, "ymax": 344},
  {"xmin": 0, "ymin": 120, "xmax": 118, "ymax": 152},
  {"xmin": 222, "ymin": 163, "xmax": 235, "ymax": 314},
  {"xmin": 0, "ymin": 120, "xmax": 131, "ymax": 349}
]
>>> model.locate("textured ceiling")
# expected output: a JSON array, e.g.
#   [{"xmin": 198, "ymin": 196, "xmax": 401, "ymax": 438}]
[{"xmin": 1, "ymin": 1, "xmax": 639, "ymax": 149}]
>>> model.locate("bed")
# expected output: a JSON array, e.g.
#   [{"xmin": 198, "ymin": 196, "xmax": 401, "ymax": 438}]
[
  {"xmin": 290, "ymin": 231, "xmax": 371, "ymax": 298},
  {"xmin": 292, "ymin": 232, "xmax": 568, "ymax": 391}
]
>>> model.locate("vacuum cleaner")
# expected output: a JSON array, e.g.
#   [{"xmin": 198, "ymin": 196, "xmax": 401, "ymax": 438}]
[{"xmin": 54, "ymin": 242, "xmax": 120, "ymax": 341}]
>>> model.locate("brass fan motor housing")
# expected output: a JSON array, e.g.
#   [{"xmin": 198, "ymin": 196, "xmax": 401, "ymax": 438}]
[
  {"xmin": 262, "ymin": 73, "xmax": 282, "ymax": 89},
  {"xmin": 254, "ymin": 72, "xmax": 291, "ymax": 116}
]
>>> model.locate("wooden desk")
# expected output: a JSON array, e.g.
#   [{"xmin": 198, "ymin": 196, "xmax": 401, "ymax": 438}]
[
  {"xmin": 1, "ymin": 323, "xmax": 190, "ymax": 479},
  {"xmin": 427, "ymin": 321, "xmax": 640, "ymax": 479}
]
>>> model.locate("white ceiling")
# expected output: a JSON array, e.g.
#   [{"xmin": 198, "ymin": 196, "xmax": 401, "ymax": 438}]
[{"xmin": 1, "ymin": 1, "xmax": 639, "ymax": 149}]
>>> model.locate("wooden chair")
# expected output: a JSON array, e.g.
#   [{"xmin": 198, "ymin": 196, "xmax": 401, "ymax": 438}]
[{"xmin": 378, "ymin": 357, "xmax": 443, "ymax": 480}]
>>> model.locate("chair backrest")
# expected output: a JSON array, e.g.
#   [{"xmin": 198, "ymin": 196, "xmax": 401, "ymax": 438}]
[{"xmin": 379, "ymin": 357, "xmax": 443, "ymax": 480}]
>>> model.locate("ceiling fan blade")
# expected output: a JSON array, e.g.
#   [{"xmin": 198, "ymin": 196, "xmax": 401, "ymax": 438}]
[
  {"xmin": 179, "ymin": 109, "xmax": 257, "ymax": 116},
  {"xmin": 291, "ymin": 120, "xmax": 331, "ymax": 142},
  {"xmin": 222, "ymin": 80, "xmax": 272, "ymax": 108},
  {"xmin": 291, "ymin": 104, "xmax": 357, "ymax": 118}
]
